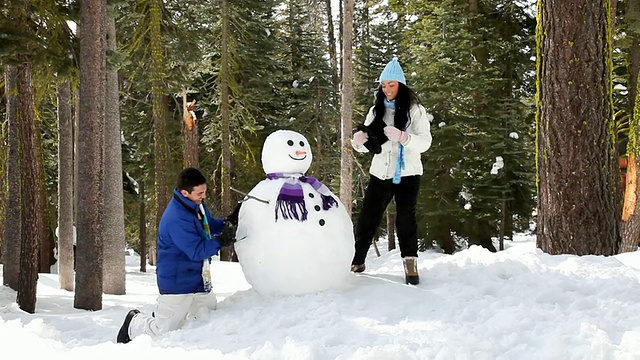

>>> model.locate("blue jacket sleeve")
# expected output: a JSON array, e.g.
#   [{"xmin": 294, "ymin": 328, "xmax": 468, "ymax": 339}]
[
  {"xmin": 211, "ymin": 218, "xmax": 225, "ymax": 236},
  {"xmin": 168, "ymin": 215, "xmax": 220, "ymax": 261}
]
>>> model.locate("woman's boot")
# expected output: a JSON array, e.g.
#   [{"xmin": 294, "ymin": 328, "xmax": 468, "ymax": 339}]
[{"xmin": 403, "ymin": 257, "xmax": 419, "ymax": 285}]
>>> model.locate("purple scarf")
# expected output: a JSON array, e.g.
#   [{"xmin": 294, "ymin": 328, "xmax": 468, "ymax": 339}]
[{"xmin": 266, "ymin": 173, "xmax": 339, "ymax": 222}]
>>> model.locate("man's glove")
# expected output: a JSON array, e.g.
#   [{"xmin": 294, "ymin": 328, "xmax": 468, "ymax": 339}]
[
  {"xmin": 217, "ymin": 222, "xmax": 237, "ymax": 247},
  {"xmin": 226, "ymin": 202, "xmax": 242, "ymax": 227}
]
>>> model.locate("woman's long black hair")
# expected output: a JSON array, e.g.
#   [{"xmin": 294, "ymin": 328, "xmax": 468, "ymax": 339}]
[{"xmin": 372, "ymin": 82, "xmax": 420, "ymax": 131}]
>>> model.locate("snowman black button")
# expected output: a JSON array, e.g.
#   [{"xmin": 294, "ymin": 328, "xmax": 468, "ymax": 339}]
[
  {"xmin": 319, "ymin": 219, "xmax": 325, "ymax": 226},
  {"xmin": 314, "ymin": 205, "xmax": 321, "ymax": 211},
  {"xmin": 309, "ymin": 193, "xmax": 314, "ymax": 198}
]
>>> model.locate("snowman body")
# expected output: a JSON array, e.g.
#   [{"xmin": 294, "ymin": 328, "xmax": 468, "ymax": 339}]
[{"xmin": 235, "ymin": 130, "xmax": 355, "ymax": 295}]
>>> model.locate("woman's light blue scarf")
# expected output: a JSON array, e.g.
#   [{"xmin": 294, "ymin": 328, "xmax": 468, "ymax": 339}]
[
  {"xmin": 384, "ymin": 98, "xmax": 396, "ymax": 109},
  {"xmin": 393, "ymin": 144, "xmax": 405, "ymax": 184},
  {"xmin": 384, "ymin": 98, "xmax": 404, "ymax": 184}
]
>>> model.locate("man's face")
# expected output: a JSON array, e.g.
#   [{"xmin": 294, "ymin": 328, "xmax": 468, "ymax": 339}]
[{"xmin": 181, "ymin": 184, "xmax": 207, "ymax": 205}]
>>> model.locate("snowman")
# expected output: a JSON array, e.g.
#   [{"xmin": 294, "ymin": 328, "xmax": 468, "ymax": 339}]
[{"xmin": 234, "ymin": 130, "xmax": 355, "ymax": 295}]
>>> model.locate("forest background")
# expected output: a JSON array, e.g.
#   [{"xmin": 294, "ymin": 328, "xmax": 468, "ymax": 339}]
[{"xmin": 0, "ymin": 0, "xmax": 637, "ymax": 313}]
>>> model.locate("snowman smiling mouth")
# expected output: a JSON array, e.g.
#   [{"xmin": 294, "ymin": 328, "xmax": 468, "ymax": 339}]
[{"xmin": 289, "ymin": 150, "xmax": 307, "ymax": 160}]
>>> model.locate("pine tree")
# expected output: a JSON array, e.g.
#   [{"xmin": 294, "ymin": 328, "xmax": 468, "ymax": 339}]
[
  {"xmin": 273, "ymin": 0, "xmax": 341, "ymax": 185},
  {"xmin": 390, "ymin": 0, "xmax": 537, "ymax": 253},
  {"xmin": 351, "ymin": 0, "xmax": 406, "ymax": 244}
]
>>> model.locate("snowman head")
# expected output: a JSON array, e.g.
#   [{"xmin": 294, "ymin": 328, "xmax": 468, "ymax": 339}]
[{"xmin": 262, "ymin": 130, "xmax": 313, "ymax": 174}]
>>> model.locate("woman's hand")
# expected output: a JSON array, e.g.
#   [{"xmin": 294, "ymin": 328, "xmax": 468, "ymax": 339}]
[
  {"xmin": 383, "ymin": 126, "xmax": 409, "ymax": 144},
  {"xmin": 352, "ymin": 131, "xmax": 369, "ymax": 146}
]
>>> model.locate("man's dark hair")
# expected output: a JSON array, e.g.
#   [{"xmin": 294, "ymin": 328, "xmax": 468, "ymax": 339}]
[{"xmin": 176, "ymin": 168, "xmax": 207, "ymax": 192}]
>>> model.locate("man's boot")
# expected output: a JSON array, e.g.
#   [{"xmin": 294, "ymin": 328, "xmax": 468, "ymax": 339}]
[
  {"xmin": 403, "ymin": 257, "xmax": 419, "ymax": 285},
  {"xmin": 117, "ymin": 309, "xmax": 140, "ymax": 344}
]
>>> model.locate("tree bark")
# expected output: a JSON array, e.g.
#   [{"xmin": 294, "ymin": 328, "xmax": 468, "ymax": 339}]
[
  {"xmin": 139, "ymin": 181, "xmax": 147, "ymax": 273},
  {"xmin": 57, "ymin": 78, "xmax": 75, "ymax": 291},
  {"xmin": 537, "ymin": 0, "xmax": 619, "ymax": 255},
  {"xmin": 2, "ymin": 65, "xmax": 21, "ymax": 290},
  {"xmin": 17, "ymin": 58, "xmax": 39, "ymax": 313},
  {"xmin": 324, "ymin": 0, "xmax": 339, "ymax": 91},
  {"xmin": 0, "ymin": 76, "xmax": 5, "ymax": 263},
  {"xmin": 151, "ymin": 0, "xmax": 170, "ymax": 266},
  {"xmin": 340, "ymin": 0, "xmax": 354, "ymax": 215},
  {"xmin": 75, "ymin": 0, "xmax": 106, "ymax": 311},
  {"xmin": 102, "ymin": 12, "xmax": 126, "ymax": 295},
  {"xmin": 35, "ymin": 119, "xmax": 54, "ymax": 274},
  {"xmin": 182, "ymin": 89, "xmax": 199, "ymax": 169},
  {"xmin": 619, "ymin": 0, "xmax": 640, "ymax": 253},
  {"xmin": 219, "ymin": 0, "xmax": 235, "ymax": 262},
  {"xmin": 386, "ymin": 210, "xmax": 396, "ymax": 251},
  {"xmin": 338, "ymin": 0, "xmax": 343, "ymax": 81}
]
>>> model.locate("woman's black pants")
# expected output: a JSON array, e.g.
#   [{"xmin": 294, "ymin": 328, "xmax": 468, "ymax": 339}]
[{"xmin": 352, "ymin": 175, "xmax": 421, "ymax": 265}]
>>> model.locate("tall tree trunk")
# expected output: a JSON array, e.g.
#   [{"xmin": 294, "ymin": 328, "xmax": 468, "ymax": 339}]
[
  {"xmin": 102, "ymin": 13, "xmax": 126, "ymax": 295},
  {"xmin": 469, "ymin": 218, "xmax": 497, "ymax": 252},
  {"xmin": 437, "ymin": 218, "xmax": 456, "ymax": 255},
  {"xmin": 313, "ymin": 83, "xmax": 324, "ymax": 179},
  {"xmin": 386, "ymin": 209, "xmax": 396, "ymax": 251},
  {"xmin": 0, "ymin": 76, "xmax": 5, "ymax": 262},
  {"xmin": 35, "ymin": 106, "xmax": 54, "ymax": 274},
  {"xmin": 57, "ymin": 78, "xmax": 75, "ymax": 291},
  {"xmin": 74, "ymin": 83, "xmax": 79, "ymax": 232},
  {"xmin": 537, "ymin": 0, "xmax": 619, "ymax": 255},
  {"xmin": 619, "ymin": 0, "xmax": 640, "ymax": 253},
  {"xmin": 324, "ymin": 0, "xmax": 339, "ymax": 91},
  {"xmin": 182, "ymin": 89, "xmax": 199, "ymax": 168},
  {"xmin": 75, "ymin": 0, "xmax": 106, "ymax": 311},
  {"xmin": 500, "ymin": 0, "xmax": 516, "ymax": 250},
  {"xmin": 340, "ymin": 0, "xmax": 354, "ymax": 215},
  {"xmin": 151, "ymin": 0, "xmax": 170, "ymax": 266},
  {"xmin": 499, "ymin": 199, "xmax": 507, "ymax": 250},
  {"xmin": 139, "ymin": 181, "xmax": 147, "ymax": 273},
  {"xmin": 219, "ymin": 0, "xmax": 235, "ymax": 262},
  {"xmin": 338, "ymin": 0, "xmax": 343, "ymax": 81},
  {"xmin": 17, "ymin": 58, "xmax": 39, "ymax": 313},
  {"xmin": 2, "ymin": 65, "xmax": 21, "ymax": 290}
]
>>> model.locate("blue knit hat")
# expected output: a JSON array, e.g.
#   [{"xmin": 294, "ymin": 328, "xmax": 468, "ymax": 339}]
[{"xmin": 378, "ymin": 56, "xmax": 406, "ymax": 84}]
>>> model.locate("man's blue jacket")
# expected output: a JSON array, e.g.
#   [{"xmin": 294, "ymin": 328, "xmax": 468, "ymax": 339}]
[{"xmin": 156, "ymin": 188, "xmax": 225, "ymax": 294}]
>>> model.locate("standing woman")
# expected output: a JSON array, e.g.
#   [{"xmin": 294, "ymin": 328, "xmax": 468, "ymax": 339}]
[{"xmin": 351, "ymin": 57, "xmax": 433, "ymax": 285}]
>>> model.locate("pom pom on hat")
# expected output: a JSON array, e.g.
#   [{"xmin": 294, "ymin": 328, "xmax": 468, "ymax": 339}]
[{"xmin": 378, "ymin": 56, "xmax": 406, "ymax": 85}]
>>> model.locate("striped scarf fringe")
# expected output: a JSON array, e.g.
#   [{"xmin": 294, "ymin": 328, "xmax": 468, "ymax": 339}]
[{"xmin": 267, "ymin": 173, "xmax": 339, "ymax": 222}]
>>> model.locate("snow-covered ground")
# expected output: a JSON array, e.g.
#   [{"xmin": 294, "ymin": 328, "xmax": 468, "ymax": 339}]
[{"xmin": 2, "ymin": 234, "xmax": 640, "ymax": 359}]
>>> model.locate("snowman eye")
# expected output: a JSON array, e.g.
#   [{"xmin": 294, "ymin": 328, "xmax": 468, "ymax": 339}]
[
  {"xmin": 299, "ymin": 141, "xmax": 305, "ymax": 147},
  {"xmin": 287, "ymin": 140, "xmax": 294, "ymax": 146}
]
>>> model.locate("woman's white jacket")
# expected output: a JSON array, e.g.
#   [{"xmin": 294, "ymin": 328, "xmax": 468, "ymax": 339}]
[{"xmin": 352, "ymin": 103, "xmax": 433, "ymax": 180}]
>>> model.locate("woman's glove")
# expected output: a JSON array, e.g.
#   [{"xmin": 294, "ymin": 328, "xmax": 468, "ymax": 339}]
[
  {"xmin": 383, "ymin": 126, "xmax": 409, "ymax": 144},
  {"xmin": 352, "ymin": 131, "xmax": 369, "ymax": 147}
]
